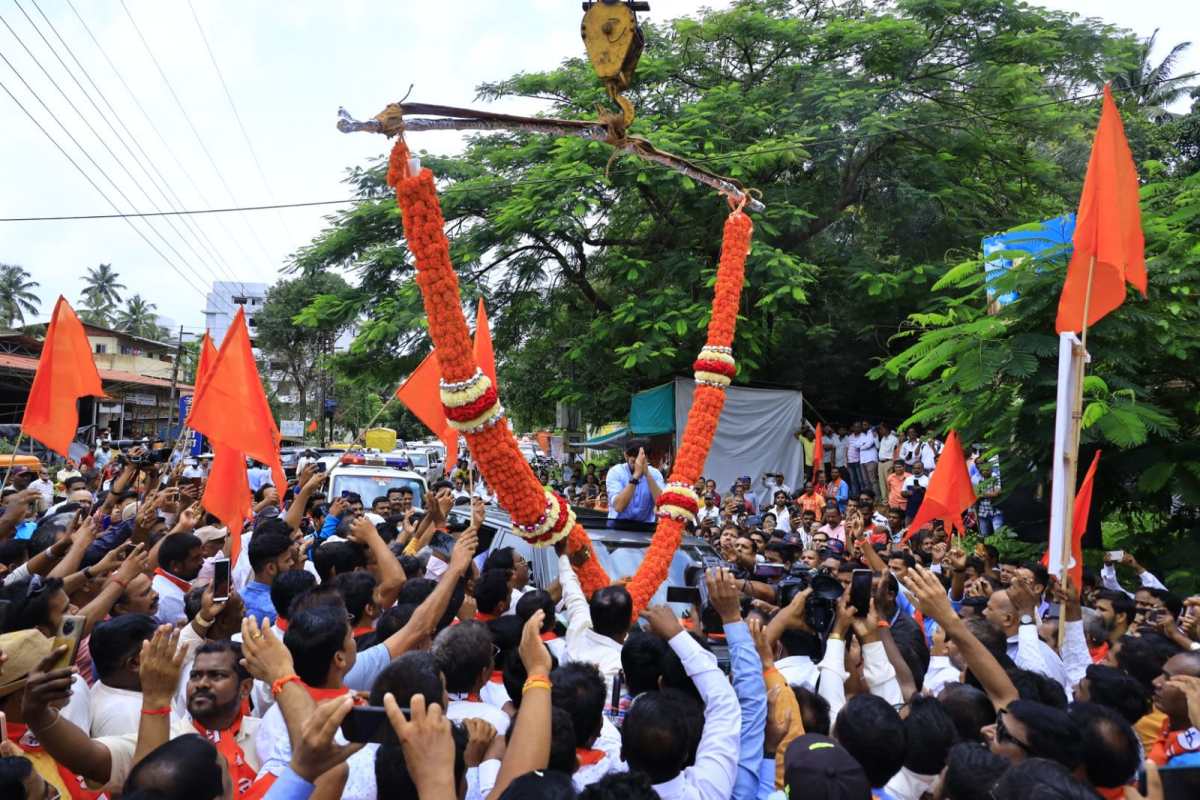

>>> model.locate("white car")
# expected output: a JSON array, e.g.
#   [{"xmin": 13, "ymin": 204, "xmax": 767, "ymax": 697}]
[{"xmin": 327, "ymin": 452, "xmax": 428, "ymax": 509}]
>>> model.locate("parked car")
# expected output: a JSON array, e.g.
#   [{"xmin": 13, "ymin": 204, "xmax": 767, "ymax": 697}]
[
  {"xmin": 327, "ymin": 452, "xmax": 428, "ymax": 509},
  {"xmin": 397, "ymin": 448, "xmax": 444, "ymax": 484},
  {"xmin": 447, "ymin": 505, "xmax": 729, "ymax": 665}
]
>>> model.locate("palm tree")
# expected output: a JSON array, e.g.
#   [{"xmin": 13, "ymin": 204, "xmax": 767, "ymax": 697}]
[
  {"xmin": 82, "ymin": 263, "xmax": 126, "ymax": 308},
  {"xmin": 0, "ymin": 263, "xmax": 41, "ymax": 327},
  {"xmin": 114, "ymin": 294, "xmax": 163, "ymax": 339},
  {"xmin": 1112, "ymin": 30, "xmax": 1194, "ymax": 122},
  {"xmin": 78, "ymin": 295, "xmax": 115, "ymax": 327}
]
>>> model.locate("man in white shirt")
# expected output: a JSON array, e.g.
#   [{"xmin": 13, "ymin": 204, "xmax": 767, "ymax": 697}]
[
  {"xmin": 856, "ymin": 423, "xmax": 879, "ymax": 503},
  {"xmin": 621, "ymin": 606, "xmax": 740, "ymax": 800},
  {"xmin": 697, "ymin": 493, "xmax": 721, "ymax": 527},
  {"xmin": 559, "ymin": 553, "xmax": 626, "ymax": 687},
  {"xmin": 432, "ymin": 621, "xmax": 511, "ymax": 735},
  {"xmin": 766, "ymin": 489, "xmax": 793, "ymax": 534},
  {"xmin": 88, "ymin": 614, "xmax": 161, "ymax": 736},
  {"xmin": 984, "ymin": 579, "xmax": 1070, "ymax": 692},
  {"xmin": 152, "ymin": 532, "xmax": 205, "ymax": 626},
  {"xmin": 833, "ymin": 426, "xmax": 850, "ymax": 477},
  {"xmin": 26, "ymin": 467, "xmax": 54, "ymax": 509},
  {"xmin": 876, "ymin": 423, "xmax": 898, "ymax": 501}
]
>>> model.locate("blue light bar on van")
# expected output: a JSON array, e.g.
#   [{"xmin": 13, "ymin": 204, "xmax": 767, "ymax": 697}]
[{"xmin": 339, "ymin": 453, "xmax": 412, "ymax": 469}]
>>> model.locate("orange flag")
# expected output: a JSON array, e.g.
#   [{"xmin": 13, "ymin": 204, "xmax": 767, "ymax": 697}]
[
  {"xmin": 188, "ymin": 310, "xmax": 285, "ymax": 563},
  {"xmin": 1040, "ymin": 450, "xmax": 1101, "ymax": 587},
  {"xmin": 811, "ymin": 423, "xmax": 824, "ymax": 484},
  {"xmin": 307, "ymin": 420, "xmax": 318, "ymax": 433},
  {"xmin": 474, "ymin": 297, "xmax": 497, "ymax": 388},
  {"xmin": 193, "ymin": 332, "xmax": 218, "ymax": 393},
  {"xmin": 21, "ymin": 296, "xmax": 106, "ymax": 457},
  {"xmin": 1055, "ymin": 84, "xmax": 1146, "ymax": 333},
  {"xmin": 904, "ymin": 430, "xmax": 976, "ymax": 539},
  {"xmin": 396, "ymin": 300, "xmax": 496, "ymax": 470}
]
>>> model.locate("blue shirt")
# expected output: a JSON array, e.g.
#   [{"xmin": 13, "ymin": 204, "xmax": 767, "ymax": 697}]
[
  {"xmin": 726, "ymin": 621, "xmax": 767, "ymax": 800},
  {"xmin": 605, "ymin": 462, "xmax": 664, "ymax": 524},
  {"xmin": 262, "ymin": 766, "xmax": 315, "ymax": 800},
  {"xmin": 241, "ymin": 580, "xmax": 277, "ymax": 625}
]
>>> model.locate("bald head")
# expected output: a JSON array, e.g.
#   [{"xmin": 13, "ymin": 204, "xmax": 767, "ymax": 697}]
[{"xmin": 984, "ymin": 590, "xmax": 1018, "ymax": 635}]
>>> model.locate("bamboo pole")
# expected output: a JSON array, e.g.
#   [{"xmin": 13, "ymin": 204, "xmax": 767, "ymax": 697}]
[
  {"xmin": 1, "ymin": 431, "xmax": 26, "ymax": 491},
  {"xmin": 1057, "ymin": 255, "xmax": 1096, "ymax": 649}
]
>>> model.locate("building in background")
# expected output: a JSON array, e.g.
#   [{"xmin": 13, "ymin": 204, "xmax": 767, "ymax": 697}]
[{"xmin": 203, "ymin": 280, "xmax": 269, "ymax": 347}]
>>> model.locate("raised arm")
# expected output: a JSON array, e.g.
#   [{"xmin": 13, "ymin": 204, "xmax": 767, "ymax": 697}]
[
  {"xmin": 383, "ymin": 529, "xmax": 476, "ymax": 658},
  {"xmin": 901, "ymin": 565, "xmax": 1018, "ymax": 710},
  {"xmin": 348, "ymin": 515, "xmax": 406, "ymax": 610},
  {"xmin": 22, "ymin": 648, "xmax": 114, "ymax": 785},
  {"xmin": 132, "ymin": 625, "xmax": 188, "ymax": 769},
  {"xmin": 486, "ymin": 611, "xmax": 554, "ymax": 800},
  {"xmin": 283, "ymin": 466, "xmax": 323, "ymax": 532}
]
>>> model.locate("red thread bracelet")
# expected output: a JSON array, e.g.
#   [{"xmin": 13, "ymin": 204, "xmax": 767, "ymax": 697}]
[{"xmin": 141, "ymin": 706, "xmax": 170, "ymax": 716}]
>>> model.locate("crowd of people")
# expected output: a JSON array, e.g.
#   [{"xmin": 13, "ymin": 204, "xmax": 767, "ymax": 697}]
[{"xmin": 0, "ymin": 428, "xmax": 1197, "ymax": 800}]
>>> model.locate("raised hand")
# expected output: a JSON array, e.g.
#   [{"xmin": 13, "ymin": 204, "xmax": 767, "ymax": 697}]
[
  {"xmin": 640, "ymin": 605, "xmax": 685, "ymax": 640},
  {"xmin": 383, "ymin": 693, "xmax": 457, "ymax": 798},
  {"xmin": 20, "ymin": 646, "xmax": 74, "ymax": 725},
  {"xmin": 517, "ymin": 610, "xmax": 553, "ymax": 676},
  {"xmin": 462, "ymin": 718, "xmax": 497, "ymax": 768},
  {"xmin": 139, "ymin": 625, "xmax": 186, "ymax": 707},
  {"xmin": 706, "ymin": 567, "xmax": 742, "ymax": 625},
  {"xmin": 289, "ymin": 695, "xmax": 365, "ymax": 783},
  {"xmin": 450, "ymin": 529, "xmax": 478, "ymax": 574},
  {"xmin": 240, "ymin": 616, "xmax": 295, "ymax": 683},
  {"xmin": 898, "ymin": 565, "xmax": 955, "ymax": 625}
]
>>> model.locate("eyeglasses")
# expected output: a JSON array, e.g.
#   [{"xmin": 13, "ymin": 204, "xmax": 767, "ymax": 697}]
[{"xmin": 995, "ymin": 709, "xmax": 1032, "ymax": 753}]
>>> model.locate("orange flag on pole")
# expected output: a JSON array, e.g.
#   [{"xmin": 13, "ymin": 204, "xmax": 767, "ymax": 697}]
[
  {"xmin": 1041, "ymin": 450, "xmax": 1101, "ymax": 587},
  {"xmin": 1055, "ymin": 84, "xmax": 1147, "ymax": 333},
  {"xmin": 187, "ymin": 310, "xmax": 285, "ymax": 562},
  {"xmin": 474, "ymin": 298, "xmax": 497, "ymax": 388},
  {"xmin": 193, "ymin": 332, "xmax": 218, "ymax": 394},
  {"xmin": 21, "ymin": 296, "xmax": 105, "ymax": 457},
  {"xmin": 811, "ymin": 423, "xmax": 824, "ymax": 484},
  {"xmin": 904, "ymin": 430, "xmax": 976, "ymax": 539},
  {"xmin": 203, "ymin": 446, "xmax": 251, "ymax": 544}
]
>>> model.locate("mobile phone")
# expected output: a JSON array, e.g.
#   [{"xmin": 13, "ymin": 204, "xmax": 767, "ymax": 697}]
[
  {"xmin": 754, "ymin": 563, "xmax": 788, "ymax": 581},
  {"xmin": 340, "ymin": 705, "xmax": 402, "ymax": 744},
  {"xmin": 850, "ymin": 569, "xmax": 874, "ymax": 618},
  {"xmin": 0, "ymin": 710, "xmax": 7, "ymax": 742},
  {"xmin": 314, "ymin": 462, "xmax": 327, "ymax": 473},
  {"xmin": 666, "ymin": 586, "xmax": 703, "ymax": 607},
  {"xmin": 53, "ymin": 614, "xmax": 87, "ymax": 672},
  {"xmin": 212, "ymin": 558, "xmax": 231, "ymax": 603},
  {"xmin": 1106, "ymin": 550, "xmax": 1124, "ymax": 561},
  {"xmin": 611, "ymin": 671, "xmax": 623, "ymax": 714}
]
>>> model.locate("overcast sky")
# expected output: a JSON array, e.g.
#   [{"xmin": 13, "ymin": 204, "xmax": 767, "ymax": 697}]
[{"xmin": 1, "ymin": 0, "xmax": 1196, "ymax": 332}]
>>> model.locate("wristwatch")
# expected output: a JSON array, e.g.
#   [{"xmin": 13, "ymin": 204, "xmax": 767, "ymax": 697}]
[{"xmin": 1020, "ymin": 614, "xmax": 1035, "ymax": 626}]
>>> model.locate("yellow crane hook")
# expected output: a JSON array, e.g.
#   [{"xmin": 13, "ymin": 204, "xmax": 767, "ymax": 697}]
[{"xmin": 580, "ymin": 1, "xmax": 648, "ymax": 128}]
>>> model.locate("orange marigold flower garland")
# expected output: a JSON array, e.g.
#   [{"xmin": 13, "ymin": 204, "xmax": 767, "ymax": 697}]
[
  {"xmin": 624, "ymin": 210, "xmax": 752, "ymax": 614},
  {"xmin": 387, "ymin": 135, "xmax": 753, "ymax": 609}
]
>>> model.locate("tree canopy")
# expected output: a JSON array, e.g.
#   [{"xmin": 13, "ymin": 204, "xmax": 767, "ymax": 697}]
[{"xmin": 295, "ymin": 0, "xmax": 1142, "ymax": 430}]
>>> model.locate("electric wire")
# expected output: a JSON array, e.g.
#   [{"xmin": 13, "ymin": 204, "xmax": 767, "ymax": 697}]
[
  {"xmin": 119, "ymin": 0, "xmax": 277, "ymax": 269},
  {"xmin": 3, "ymin": 3, "xmax": 241, "ymax": 315},
  {"xmin": 28, "ymin": 0, "xmax": 258, "ymax": 302},
  {"xmin": 64, "ymin": 0, "xmax": 257, "ymax": 303}
]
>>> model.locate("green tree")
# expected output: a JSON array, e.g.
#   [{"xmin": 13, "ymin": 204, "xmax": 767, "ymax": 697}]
[
  {"xmin": 81, "ymin": 263, "xmax": 126, "ymax": 310},
  {"xmin": 0, "ymin": 264, "xmax": 40, "ymax": 327},
  {"xmin": 872, "ymin": 154, "xmax": 1200, "ymax": 588},
  {"xmin": 78, "ymin": 296, "xmax": 115, "ymax": 327},
  {"xmin": 114, "ymin": 294, "xmax": 166, "ymax": 340},
  {"xmin": 256, "ymin": 272, "xmax": 354, "ymax": 422},
  {"xmin": 1111, "ymin": 29, "xmax": 1193, "ymax": 122},
  {"xmin": 295, "ymin": 0, "xmax": 1139, "ymax": 428}
]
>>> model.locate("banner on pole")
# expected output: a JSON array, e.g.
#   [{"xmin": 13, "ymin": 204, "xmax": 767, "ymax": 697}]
[
  {"xmin": 178, "ymin": 396, "xmax": 203, "ymax": 457},
  {"xmin": 1048, "ymin": 332, "xmax": 1084, "ymax": 577}
]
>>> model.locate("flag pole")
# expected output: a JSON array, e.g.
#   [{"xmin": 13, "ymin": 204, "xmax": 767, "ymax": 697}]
[
  {"xmin": 1058, "ymin": 255, "xmax": 1096, "ymax": 649},
  {"xmin": 1, "ymin": 432, "xmax": 26, "ymax": 490}
]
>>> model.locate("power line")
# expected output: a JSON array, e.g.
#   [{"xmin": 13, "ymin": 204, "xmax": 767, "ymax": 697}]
[
  {"xmin": 185, "ymin": 0, "xmax": 294, "ymax": 244},
  {"xmin": 0, "ymin": 74, "xmax": 213, "ymax": 304},
  {"xmin": 3, "ymin": 3, "xmax": 239, "ymax": 314},
  {"xmin": 2, "ymin": 71, "xmax": 1195, "ymax": 226},
  {"xmin": 120, "ymin": 0, "xmax": 277, "ymax": 269},
  {"xmin": 28, "ymin": 0, "xmax": 256, "ymax": 303},
  {"xmin": 64, "ymin": 0, "xmax": 257, "ymax": 308}
]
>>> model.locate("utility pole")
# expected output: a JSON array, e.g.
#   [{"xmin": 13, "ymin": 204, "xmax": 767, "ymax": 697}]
[
  {"xmin": 317, "ymin": 331, "xmax": 328, "ymax": 446},
  {"xmin": 165, "ymin": 325, "xmax": 184, "ymax": 442}
]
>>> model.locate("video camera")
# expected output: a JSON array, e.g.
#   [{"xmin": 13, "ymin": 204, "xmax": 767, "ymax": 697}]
[{"xmin": 776, "ymin": 564, "xmax": 844, "ymax": 635}]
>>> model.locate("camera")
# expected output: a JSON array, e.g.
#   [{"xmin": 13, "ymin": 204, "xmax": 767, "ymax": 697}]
[{"xmin": 776, "ymin": 564, "xmax": 845, "ymax": 635}]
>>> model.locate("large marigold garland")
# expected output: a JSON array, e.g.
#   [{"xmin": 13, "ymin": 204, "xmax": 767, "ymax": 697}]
[{"xmin": 387, "ymin": 135, "xmax": 752, "ymax": 611}]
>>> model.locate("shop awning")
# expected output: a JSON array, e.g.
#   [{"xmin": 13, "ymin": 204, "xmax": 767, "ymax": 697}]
[
  {"xmin": 579, "ymin": 426, "xmax": 631, "ymax": 448},
  {"xmin": 629, "ymin": 382, "xmax": 675, "ymax": 435}
]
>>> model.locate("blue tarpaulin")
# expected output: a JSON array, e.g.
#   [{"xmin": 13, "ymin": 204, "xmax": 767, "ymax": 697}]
[{"xmin": 981, "ymin": 214, "xmax": 1075, "ymax": 308}]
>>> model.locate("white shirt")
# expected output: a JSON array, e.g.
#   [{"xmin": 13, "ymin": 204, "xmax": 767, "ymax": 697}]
[
  {"xmin": 95, "ymin": 715, "xmax": 261, "ymax": 794},
  {"xmin": 246, "ymin": 466, "xmax": 271, "ymax": 492},
  {"xmin": 89, "ymin": 681, "xmax": 146, "ymax": 737},
  {"xmin": 256, "ymin": 697, "xmax": 379, "ymax": 800},
  {"xmin": 559, "ymin": 554, "xmax": 624, "ymax": 684},
  {"xmin": 832, "ymin": 435, "xmax": 849, "ymax": 467},
  {"xmin": 648, "ymin": 632, "xmax": 740, "ymax": 800},
  {"xmin": 151, "ymin": 571, "xmax": 190, "ymax": 626},
  {"xmin": 27, "ymin": 478, "xmax": 54, "ymax": 506},
  {"xmin": 697, "ymin": 505, "xmax": 721, "ymax": 525},
  {"xmin": 767, "ymin": 504, "xmax": 793, "ymax": 533},
  {"xmin": 878, "ymin": 433, "xmax": 899, "ymax": 461},
  {"xmin": 445, "ymin": 698, "xmax": 511, "ymax": 735},
  {"xmin": 923, "ymin": 655, "xmax": 963, "ymax": 697},
  {"xmin": 857, "ymin": 430, "xmax": 879, "ymax": 463},
  {"xmin": 775, "ymin": 655, "xmax": 818, "ymax": 690},
  {"xmin": 1007, "ymin": 624, "xmax": 1070, "ymax": 692}
]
